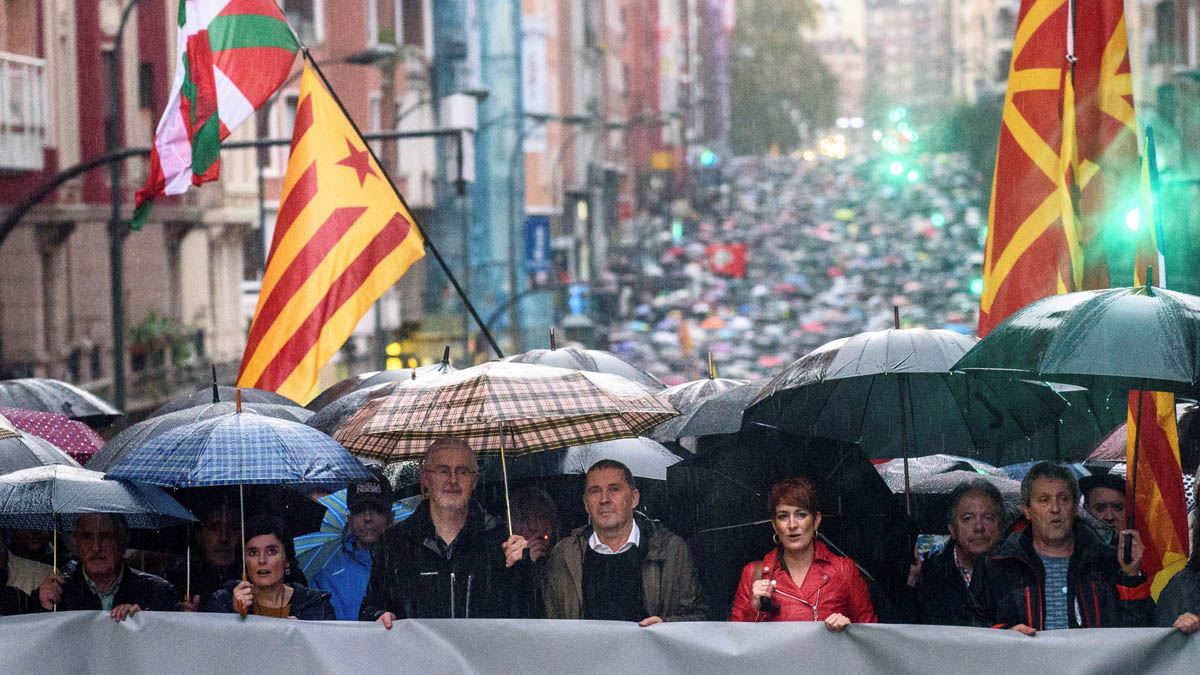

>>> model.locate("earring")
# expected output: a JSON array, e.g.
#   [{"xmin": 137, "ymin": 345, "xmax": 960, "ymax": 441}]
[
  {"xmin": 772, "ymin": 533, "xmax": 779, "ymax": 544},
  {"xmin": 285, "ymin": 566, "xmax": 291, "ymax": 578}
]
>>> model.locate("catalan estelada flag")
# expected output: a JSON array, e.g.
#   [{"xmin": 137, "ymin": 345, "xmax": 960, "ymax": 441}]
[
  {"xmin": 237, "ymin": 63, "xmax": 424, "ymax": 403},
  {"xmin": 978, "ymin": 0, "xmax": 1137, "ymax": 335},
  {"xmin": 1126, "ymin": 128, "xmax": 1187, "ymax": 600}
]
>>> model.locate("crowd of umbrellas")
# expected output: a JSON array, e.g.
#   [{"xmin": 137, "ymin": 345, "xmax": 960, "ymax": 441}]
[{"xmin": 0, "ymin": 272, "xmax": 1196, "ymax": 616}]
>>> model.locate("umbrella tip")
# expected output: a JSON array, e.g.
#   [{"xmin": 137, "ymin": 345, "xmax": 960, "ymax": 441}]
[
  {"xmin": 211, "ymin": 364, "xmax": 220, "ymax": 404},
  {"xmin": 707, "ymin": 352, "xmax": 716, "ymax": 379},
  {"xmin": 411, "ymin": 367, "xmax": 417, "ymax": 380},
  {"xmin": 235, "ymin": 389, "xmax": 242, "ymax": 413},
  {"xmin": 893, "ymin": 305, "xmax": 900, "ymax": 330},
  {"xmin": 442, "ymin": 345, "xmax": 450, "ymax": 365},
  {"xmin": 550, "ymin": 328, "xmax": 557, "ymax": 350}
]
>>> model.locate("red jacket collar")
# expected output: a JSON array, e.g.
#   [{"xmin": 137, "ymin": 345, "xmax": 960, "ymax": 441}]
[{"xmin": 760, "ymin": 540, "xmax": 834, "ymax": 576}]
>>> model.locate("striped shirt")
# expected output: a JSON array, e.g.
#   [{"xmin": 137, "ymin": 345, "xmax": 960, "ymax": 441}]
[{"xmin": 1038, "ymin": 554, "xmax": 1070, "ymax": 629}]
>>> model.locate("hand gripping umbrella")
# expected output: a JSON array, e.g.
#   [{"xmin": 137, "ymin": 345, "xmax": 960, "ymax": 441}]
[
  {"xmin": 954, "ymin": 280, "xmax": 1200, "ymax": 563},
  {"xmin": 0, "ymin": 463, "xmax": 196, "ymax": 607},
  {"xmin": 107, "ymin": 393, "xmax": 373, "ymax": 612},
  {"xmin": 333, "ymin": 361, "xmax": 677, "ymax": 533}
]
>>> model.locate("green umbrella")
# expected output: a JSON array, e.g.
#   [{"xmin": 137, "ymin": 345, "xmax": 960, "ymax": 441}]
[{"xmin": 953, "ymin": 285, "xmax": 1200, "ymax": 396}]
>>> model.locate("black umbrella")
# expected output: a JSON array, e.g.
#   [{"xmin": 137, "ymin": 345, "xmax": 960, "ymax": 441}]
[
  {"xmin": 0, "ymin": 378, "xmax": 122, "ymax": 427},
  {"xmin": 673, "ymin": 382, "xmax": 762, "ymax": 440},
  {"xmin": 149, "ymin": 386, "xmax": 297, "ymax": 418},
  {"xmin": 88, "ymin": 401, "xmax": 314, "ymax": 471},
  {"xmin": 745, "ymin": 328, "xmax": 1067, "ymax": 466},
  {"xmin": 649, "ymin": 377, "xmax": 749, "ymax": 442},
  {"xmin": 305, "ymin": 383, "xmax": 394, "ymax": 435},
  {"xmin": 503, "ymin": 346, "xmax": 665, "ymax": 392},
  {"xmin": 305, "ymin": 350, "xmax": 458, "ymax": 412},
  {"xmin": 0, "ymin": 432, "xmax": 81, "ymax": 474}
]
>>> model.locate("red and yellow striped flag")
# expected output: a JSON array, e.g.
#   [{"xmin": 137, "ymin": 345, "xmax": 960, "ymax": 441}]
[
  {"xmin": 1127, "ymin": 129, "xmax": 1187, "ymax": 600},
  {"xmin": 978, "ymin": 0, "xmax": 1136, "ymax": 335},
  {"xmin": 237, "ymin": 63, "xmax": 424, "ymax": 403}
]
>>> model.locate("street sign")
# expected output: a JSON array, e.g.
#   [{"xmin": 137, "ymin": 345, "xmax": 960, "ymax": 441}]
[{"xmin": 524, "ymin": 214, "xmax": 552, "ymax": 273}]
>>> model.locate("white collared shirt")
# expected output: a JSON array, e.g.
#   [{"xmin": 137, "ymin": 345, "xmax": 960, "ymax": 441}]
[{"xmin": 588, "ymin": 521, "xmax": 641, "ymax": 555}]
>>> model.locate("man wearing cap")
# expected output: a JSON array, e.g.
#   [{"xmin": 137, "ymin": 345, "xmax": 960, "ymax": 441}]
[
  {"xmin": 313, "ymin": 468, "xmax": 396, "ymax": 620},
  {"xmin": 1080, "ymin": 473, "xmax": 1126, "ymax": 546}
]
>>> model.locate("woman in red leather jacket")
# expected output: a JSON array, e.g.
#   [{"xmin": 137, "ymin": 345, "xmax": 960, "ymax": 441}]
[{"xmin": 730, "ymin": 477, "xmax": 876, "ymax": 630}]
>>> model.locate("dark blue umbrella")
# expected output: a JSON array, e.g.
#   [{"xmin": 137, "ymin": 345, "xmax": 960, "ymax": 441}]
[{"xmin": 106, "ymin": 410, "xmax": 372, "ymax": 487}]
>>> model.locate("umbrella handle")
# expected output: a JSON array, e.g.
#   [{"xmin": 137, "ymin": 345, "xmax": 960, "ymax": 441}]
[
  {"xmin": 500, "ymin": 425, "xmax": 513, "ymax": 538},
  {"xmin": 237, "ymin": 482, "xmax": 249, "ymax": 618}
]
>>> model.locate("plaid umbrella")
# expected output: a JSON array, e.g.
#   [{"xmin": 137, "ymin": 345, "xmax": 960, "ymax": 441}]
[
  {"xmin": 106, "ymin": 410, "xmax": 373, "ymax": 487},
  {"xmin": 293, "ymin": 491, "xmax": 417, "ymax": 579},
  {"xmin": 333, "ymin": 361, "xmax": 677, "ymax": 461},
  {"xmin": 0, "ymin": 378, "xmax": 122, "ymax": 427},
  {"xmin": 89, "ymin": 401, "xmax": 313, "ymax": 472},
  {"xmin": 0, "ymin": 406, "xmax": 105, "ymax": 464}
]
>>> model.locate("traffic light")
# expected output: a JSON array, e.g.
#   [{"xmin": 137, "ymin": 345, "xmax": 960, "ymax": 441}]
[
  {"xmin": 888, "ymin": 107, "xmax": 908, "ymax": 124},
  {"xmin": 699, "ymin": 149, "xmax": 717, "ymax": 167},
  {"xmin": 889, "ymin": 161, "xmax": 904, "ymax": 176},
  {"xmin": 671, "ymin": 219, "xmax": 684, "ymax": 242},
  {"xmin": 969, "ymin": 278, "xmax": 984, "ymax": 295},
  {"xmin": 906, "ymin": 169, "xmax": 920, "ymax": 183},
  {"xmin": 930, "ymin": 212, "xmax": 946, "ymax": 227}
]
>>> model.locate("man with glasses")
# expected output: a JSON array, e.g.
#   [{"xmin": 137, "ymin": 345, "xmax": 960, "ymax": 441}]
[
  {"xmin": 360, "ymin": 437, "xmax": 531, "ymax": 626},
  {"xmin": 905, "ymin": 479, "xmax": 1005, "ymax": 625}
]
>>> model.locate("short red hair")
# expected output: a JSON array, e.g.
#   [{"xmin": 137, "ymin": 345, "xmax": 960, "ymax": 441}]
[{"xmin": 768, "ymin": 477, "xmax": 819, "ymax": 515}]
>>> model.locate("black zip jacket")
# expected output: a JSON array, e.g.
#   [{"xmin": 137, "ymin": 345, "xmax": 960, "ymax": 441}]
[
  {"xmin": 971, "ymin": 521, "xmax": 1154, "ymax": 629},
  {"xmin": 40, "ymin": 562, "xmax": 177, "ymax": 612},
  {"xmin": 358, "ymin": 499, "xmax": 531, "ymax": 620},
  {"xmin": 910, "ymin": 542, "xmax": 988, "ymax": 626}
]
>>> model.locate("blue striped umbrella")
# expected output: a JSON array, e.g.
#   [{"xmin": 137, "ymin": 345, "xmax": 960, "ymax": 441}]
[
  {"xmin": 106, "ymin": 411, "xmax": 373, "ymax": 487},
  {"xmin": 293, "ymin": 491, "xmax": 417, "ymax": 579}
]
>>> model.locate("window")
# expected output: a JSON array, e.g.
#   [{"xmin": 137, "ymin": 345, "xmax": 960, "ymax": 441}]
[
  {"xmin": 368, "ymin": 92, "xmax": 382, "ymax": 156},
  {"xmin": 1155, "ymin": 1, "xmax": 1176, "ymax": 65},
  {"xmin": 368, "ymin": 0, "xmax": 400, "ymax": 46},
  {"xmin": 402, "ymin": 0, "xmax": 425, "ymax": 47},
  {"xmin": 138, "ymin": 63, "xmax": 155, "ymax": 110},
  {"xmin": 280, "ymin": 0, "xmax": 324, "ymax": 44}
]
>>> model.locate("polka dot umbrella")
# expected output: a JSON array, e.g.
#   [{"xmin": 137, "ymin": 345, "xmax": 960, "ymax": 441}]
[{"xmin": 0, "ymin": 407, "xmax": 104, "ymax": 465}]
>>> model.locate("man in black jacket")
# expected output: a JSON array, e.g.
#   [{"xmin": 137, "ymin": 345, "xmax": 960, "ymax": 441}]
[
  {"xmin": 907, "ymin": 479, "xmax": 1005, "ymax": 625},
  {"xmin": 972, "ymin": 463, "xmax": 1154, "ymax": 633},
  {"xmin": 37, "ymin": 513, "xmax": 176, "ymax": 621},
  {"xmin": 359, "ymin": 437, "xmax": 530, "ymax": 626}
]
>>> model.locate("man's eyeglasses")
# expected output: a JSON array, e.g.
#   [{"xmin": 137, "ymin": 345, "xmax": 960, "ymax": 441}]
[{"xmin": 423, "ymin": 466, "xmax": 478, "ymax": 480}]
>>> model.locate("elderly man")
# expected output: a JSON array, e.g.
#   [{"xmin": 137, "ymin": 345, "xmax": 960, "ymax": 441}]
[
  {"xmin": 907, "ymin": 479, "xmax": 1006, "ymax": 625},
  {"xmin": 359, "ymin": 437, "xmax": 530, "ymax": 626},
  {"xmin": 541, "ymin": 459, "xmax": 709, "ymax": 624},
  {"xmin": 314, "ymin": 467, "xmax": 395, "ymax": 620},
  {"xmin": 36, "ymin": 513, "xmax": 176, "ymax": 621},
  {"xmin": 1079, "ymin": 473, "xmax": 1126, "ymax": 545},
  {"xmin": 972, "ymin": 463, "xmax": 1154, "ymax": 633}
]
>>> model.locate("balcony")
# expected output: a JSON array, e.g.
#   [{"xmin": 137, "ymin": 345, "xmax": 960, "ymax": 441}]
[{"xmin": 0, "ymin": 50, "xmax": 46, "ymax": 172}]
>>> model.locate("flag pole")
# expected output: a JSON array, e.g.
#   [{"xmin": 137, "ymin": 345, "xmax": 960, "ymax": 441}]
[{"xmin": 300, "ymin": 50, "xmax": 505, "ymax": 359}]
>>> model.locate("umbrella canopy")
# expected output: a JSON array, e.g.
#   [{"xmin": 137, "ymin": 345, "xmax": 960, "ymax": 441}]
[
  {"xmin": 0, "ymin": 411, "xmax": 18, "ymax": 440},
  {"xmin": 902, "ymin": 470, "xmax": 1023, "ymax": 534},
  {"xmin": 954, "ymin": 286, "xmax": 1200, "ymax": 396},
  {"xmin": 294, "ymin": 491, "xmax": 418, "ymax": 579},
  {"xmin": 0, "ymin": 406, "xmax": 105, "ymax": 464},
  {"xmin": 106, "ymin": 411, "xmax": 374, "ymax": 487},
  {"xmin": 305, "ymin": 383, "xmax": 394, "ymax": 435},
  {"xmin": 479, "ymin": 437, "xmax": 683, "ymax": 482},
  {"xmin": 88, "ymin": 401, "xmax": 313, "ymax": 472},
  {"xmin": 502, "ymin": 347, "xmax": 666, "ymax": 392},
  {"xmin": 745, "ymin": 328, "xmax": 1067, "ymax": 465},
  {"xmin": 306, "ymin": 361, "xmax": 459, "ymax": 412},
  {"xmin": 875, "ymin": 454, "xmax": 1007, "ymax": 493},
  {"xmin": 0, "ymin": 432, "xmax": 82, "ymax": 474},
  {"xmin": 0, "ymin": 378, "xmax": 122, "ymax": 427},
  {"xmin": 1086, "ymin": 402, "xmax": 1195, "ymax": 462},
  {"xmin": 333, "ymin": 361, "xmax": 678, "ymax": 461},
  {"xmin": 149, "ymin": 386, "xmax": 297, "ymax": 418},
  {"xmin": 672, "ymin": 382, "xmax": 762, "ymax": 441},
  {"xmin": 0, "ymin": 465, "xmax": 196, "ymax": 530},
  {"xmin": 649, "ymin": 377, "xmax": 749, "ymax": 442}
]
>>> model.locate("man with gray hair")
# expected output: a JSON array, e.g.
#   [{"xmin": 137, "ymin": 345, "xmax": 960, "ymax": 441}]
[
  {"xmin": 360, "ymin": 437, "xmax": 531, "ymax": 626},
  {"xmin": 35, "ymin": 513, "xmax": 176, "ymax": 621},
  {"xmin": 972, "ymin": 463, "xmax": 1154, "ymax": 633},
  {"xmin": 906, "ymin": 479, "xmax": 1006, "ymax": 625}
]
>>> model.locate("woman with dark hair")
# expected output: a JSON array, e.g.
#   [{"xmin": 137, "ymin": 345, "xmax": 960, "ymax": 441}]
[
  {"xmin": 206, "ymin": 515, "xmax": 334, "ymax": 621},
  {"xmin": 730, "ymin": 477, "xmax": 875, "ymax": 630},
  {"xmin": 1155, "ymin": 502, "xmax": 1200, "ymax": 634}
]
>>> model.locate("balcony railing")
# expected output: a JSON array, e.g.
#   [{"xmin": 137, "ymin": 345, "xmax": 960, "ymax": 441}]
[{"xmin": 0, "ymin": 50, "xmax": 46, "ymax": 172}]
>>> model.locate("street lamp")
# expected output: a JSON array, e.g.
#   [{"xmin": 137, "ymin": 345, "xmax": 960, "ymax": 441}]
[{"xmin": 102, "ymin": 0, "xmax": 144, "ymax": 416}]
